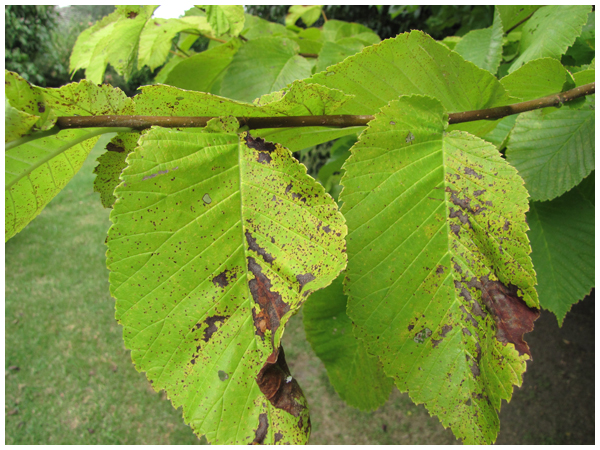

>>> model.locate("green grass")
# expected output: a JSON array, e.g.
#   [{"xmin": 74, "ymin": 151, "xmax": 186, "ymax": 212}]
[{"xmin": 5, "ymin": 135, "xmax": 457, "ymax": 444}]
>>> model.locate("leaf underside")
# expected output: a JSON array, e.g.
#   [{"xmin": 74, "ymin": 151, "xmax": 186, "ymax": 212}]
[
  {"xmin": 107, "ymin": 128, "xmax": 346, "ymax": 444},
  {"xmin": 341, "ymin": 96, "xmax": 538, "ymax": 444}
]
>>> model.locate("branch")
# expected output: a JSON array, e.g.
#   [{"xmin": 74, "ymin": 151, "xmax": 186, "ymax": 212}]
[{"xmin": 48, "ymin": 82, "xmax": 594, "ymax": 131}]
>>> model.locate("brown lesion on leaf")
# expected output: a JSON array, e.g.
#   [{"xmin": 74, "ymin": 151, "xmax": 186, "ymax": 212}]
[
  {"xmin": 37, "ymin": 101, "xmax": 45, "ymax": 113},
  {"xmin": 246, "ymin": 231, "xmax": 275, "ymax": 264},
  {"xmin": 256, "ymin": 346, "xmax": 307, "ymax": 418},
  {"xmin": 106, "ymin": 142, "xmax": 125, "ymax": 153},
  {"xmin": 245, "ymin": 133, "xmax": 277, "ymax": 165},
  {"xmin": 480, "ymin": 280, "xmax": 540, "ymax": 359},
  {"xmin": 127, "ymin": 11, "xmax": 138, "ymax": 18},
  {"xmin": 464, "ymin": 167, "xmax": 482, "ymax": 179},
  {"xmin": 193, "ymin": 314, "xmax": 229, "ymax": 343},
  {"xmin": 212, "ymin": 269, "xmax": 236, "ymax": 288},
  {"xmin": 296, "ymin": 273, "xmax": 315, "ymax": 292},
  {"xmin": 274, "ymin": 432, "xmax": 283, "ymax": 443},
  {"xmin": 248, "ymin": 257, "xmax": 290, "ymax": 343},
  {"xmin": 252, "ymin": 413, "xmax": 269, "ymax": 444}
]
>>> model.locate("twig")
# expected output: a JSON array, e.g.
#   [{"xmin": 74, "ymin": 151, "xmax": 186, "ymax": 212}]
[{"xmin": 39, "ymin": 82, "xmax": 598, "ymax": 131}]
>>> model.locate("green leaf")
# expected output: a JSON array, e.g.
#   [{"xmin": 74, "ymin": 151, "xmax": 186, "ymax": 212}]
[
  {"xmin": 321, "ymin": 20, "xmax": 380, "ymax": 45},
  {"xmin": 138, "ymin": 17, "xmax": 213, "ymax": 71},
  {"xmin": 308, "ymin": 31, "xmax": 509, "ymax": 117},
  {"xmin": 316, "ymin": 135, "xmax": 356, "ymax": 201},
  {"xmin": 6, "ymin": 129, "xmax": 104, "ymax": 241},
  {"xmin": 480, "ymin": 115, "xmax": 517, "ymax": 150},
  {"xmin": 107, "ymin": 128, "xmax": 346, "ymax": 444},
  {"xmin": 501, "ymin": 58, "xmax": 576, "ymax": 101},
  {"xmin": 241, "ymin": 14, "xmax": 296, "ymax": 40},
  {"xmin": 496, "ymin": 6, "xmax": 540, "ymax": 32},
  {"xmin": 454, "ymin": 8, "xmax": 503, "ymax": 74},
  {"xmin": 508, "ymin": 5, "xmax": 592, "ymax": 74},
  {"xmin": 5, "ymin": 71, "xmax": 53, "ymax": 136},
  {"xmin": 506, "ymin": 108, "xmax": 595, "ymax": 201},
  {"xmin": 69, "ymin": 5, "xmax": 157, "ymax": 83},
  {"xmin": 285, "ymin": 5, "xmax": 323, "ymax": 28},
  {"xmin": 315, "ymin": 39, "xmax": 365, "ymax": 73},
  {"xmin": 163, "ymin": 39, "xmax": 242, "ymax": 93},
  {"xmin": 93, "ymin": 133, "xmax": 139, "ymax": 208},
  {"xmin": 5, "ymin": 79, "xmax": 132, "ymax": 241},
  {"xmin": 341, "ymin": 96, "xmax": 538, "ymax": 444},
  {"xmin": 527, "ymin": 174, "xmax": 594, "ymax": 326},
  {"xmin": 303, "ymin": 275, "xmax": 393, "ymax": 411},
  {"xmin": 255, "ymin": 126, "xmax": 364, "ymax": 153},
  {"xmin": 199, "ymin": 5, "xmax": 245, "ymax": 37},
  {"xmin": 220, "ymin": 37, "xmax": 312, "ymax": 103}
]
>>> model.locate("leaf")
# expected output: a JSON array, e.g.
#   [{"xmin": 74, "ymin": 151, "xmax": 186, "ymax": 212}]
[
  {"xmin": 138, "ymin": 17, "xmax": 213, "ymax": 71},
  {"xmin": 255, "ymin": 126, "xmax": 364, "ymax": 153},
  {"xmin": 315, "ymin": 39, "xmax": 365, "ymax": 74},
  {"xmin": 106, "ymin": 129, "xmax": 346, "ymax": 444},
  {"xmin": 341, "ymin": 96, "xmax": 538, "ymax": 444},
  {"xmin": 505, "ymin": 108, "xmax": 595, "ymax": 201},
  {"xmin": 480, "ymin": 115, "xmax": 517, "ymax": 150},
  {"xmin": 527, "ymin": 174, "xmax": 595, "ymax": 325},
  {"xmin": 454, "ymin": 8, "xmax": 503, "ymax": 74},
  {"xmin": 303, "ymin": 275, "xmax": 393, "ymax": 411},
  {"xmin": 5, "ymin": 79, "xmax": 132, "ymax": 241},
  {"xmin": 5, "ymin": 71, "xmax": 51, "ymax": 140},
  {"xmin": 199, "ymin": 5, "xmax": 245, "ymax": 37},
  {"xmin": 320, "ymin": 20, "xmax": 380, "ymax": 46},
  {"xmin": 93, "ymin": 133, "xmax": 139, "ymax": 208},
  {"xmin": 220, "ymin": 37, "xmax": 312, "ymax": 103},
  {"xmin": 496, "ymin": 6, "xmax": 540, "ymax": 32},
  {"xmin": 316, "ymin": 135, "xmax": 356, "ymax": 201},
  {"xmin": 508, "ymin": 5, "xmax": 592, "ymax": 74},
  {"xmin": 6, "ymin": 129, "xmax": 103, "ymax": 241},
  {"xmin": 162, "ymin": 39, "xmax": 242, "ymax": 93},
  {"xmin": 285, "ymin": 5, "xmax": 323, "ymax": 27},
  {"xmin": 307, "ymin": 31, "xmax": 508, "ymax": 119},
  {"xmin": 69, "ymin": 5, "xmax": 157, "ymax": 83},
  {"xmin": 241, "ymin": 14, "xmax": 296, "ymax": 40},
  {"xmin": 500, "ymin": 58, "xmax": 576, "ymax": 101}
]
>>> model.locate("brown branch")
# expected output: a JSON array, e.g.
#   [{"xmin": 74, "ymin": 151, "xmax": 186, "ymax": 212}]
[
  {"xmin": 54, "ymin": 83, "xmax": 594, "ymax": 131},
  {"xmin": 299, "ymin": 53, "xmax": 319, "ymax": 58},
  {"xmin": 447, "ymin": 82, "xmax": 594, "ymax": 124}
]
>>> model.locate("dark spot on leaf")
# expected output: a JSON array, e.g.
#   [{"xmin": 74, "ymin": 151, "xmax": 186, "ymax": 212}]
[
  {"xmin": 450, "ymin": 223, "xmax": 461, "ymax": 236},
  {"xmin": 37, "ymin": 101, "xmax": 45, "ymax": 113},
  {"xmin": 408, "ymin": 324, "xmax": 414, "ymax": 332},
  {"xmin": 199, "ymin": 315, "xmax": 228, "ymax": 342},
  {"xmin": 322, "ymin": 225, "xmax": 331, "ymax": 233},
  {"xmin": 274, "ymin": 432, "xmax": 283, "ymax": 443},
  {"xmin": 127, "ymin": 11, "xmax": 138, "ymax": 18},
  {"xmin": 449, "ymin": 208, "xmax": 471, "ymax": 227},
  {"xmin": 245, "ymin": 132, "xmax": 276, "ymax": 152},
  {"xmin": 106, "ymin": 142, "xmax": 125, "ymax": 153},
  {"xmin": 248, "ymin": 257, "xmax": 289, "ymax": 343},
  {"xmin": 440, "ymin": 324, "xmax": 452, "ymax": 337},
  {"xmin": 246, "ymin": 231, "xmax": 275, "ymax": 264},
  {"xmin": 462, "ymin": 327, "xmax": 472, "ymax": 336},
  {"xmin": 202, "ymin": 193, "xmax": 212, "ymax": 204},
  {"xmin": 464, "ymin": 167, "xmax": 482, "ymax": 179},
  {"xmin": 503, "ymin": 220, "xmax": 510, "ymax": 231},
  {"xmin": 257, "ymin": 152, "xmax": 272, "ymax": 164},
  {"xmin": 256, "ymin": 347, "xmax": 307, "ymax": 417},
  {"xmin": 296, "ymin": 273, "xmax": 315, "ymax": 292},
  {"xmin": 436, "ymin": 265, "xmax": 445, "ymax": 274},
  {"xmin": 218, "ymin": 370, "xmax": 229, "ymax": 381},
  {"xmin": 142, "ymin": 170, "xmax": 168, "ymax": 181},
  {"xmin": 212, "ymin": 269, "xmax": 234, "ymax": 288},
  {"xmin": 480, "ymin": 280, "xmax": 539, "ymax": 358},
  {"xmin": 285, "ymin": 183, "xmax": 293, "ymax": 194},
  {"xmin": 252, "ymin": 413, "xmax": 269, "ymax": 444},
  {"xmin": 473, "ymin": 189, "xmax": 485, "ymax": 196}
]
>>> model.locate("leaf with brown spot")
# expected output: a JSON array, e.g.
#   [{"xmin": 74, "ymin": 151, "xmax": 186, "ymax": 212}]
[
  {"xmin": 107, "ymin": 127, "xmax": 346, "ymax": 444},
  {"xmin": 343, "ymin": 96, "xmax": 538, "ymax": 444}
]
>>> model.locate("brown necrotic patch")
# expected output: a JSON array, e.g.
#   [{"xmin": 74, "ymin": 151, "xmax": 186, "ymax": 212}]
[
  {"xmin": 246, "ymin": 231, "xmax": 275, "ymax": 264},
  {"xmin": 296, "ymin": 273, "xmax": 315, "ymax": 292},
  {"xmin": 248, "ymin": 257, "xmax": 290, "ymax": 343},
  {"xmin": 480, "ymin": 280, "xmax": 540, "ymax": 358},
  {"xmin": 245, "ymin": 133, "xmax": 276, "ymax": 165},
  {"xmin": 195, "ymin": 315, "xmax": 229, "ymax": 342},
  {"xmin": 252, "ymin": 413, "xmax": 269, "ymax": 444},
  {"xmin": 256, "ymin": 347, "xmax": 307, "ymax": 418},
  {"xmin": 212, "ymin": 269, "xmax": 236, "ymax": 288}
]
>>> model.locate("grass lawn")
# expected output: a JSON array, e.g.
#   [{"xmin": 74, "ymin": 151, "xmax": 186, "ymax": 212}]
[{"xmin": 5, "ymin": 135, "xmax": 593, "ymax": 444}]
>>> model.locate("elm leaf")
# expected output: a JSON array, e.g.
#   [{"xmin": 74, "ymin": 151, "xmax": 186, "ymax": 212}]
[
  {"xmin": 527, "ymin": 174, "xmax": 595, "ymax": 325},
  {"xmin": 506, "ymin": 108, "xmax": 595, "ymax": 201},
  {"xmin": 303, "ymin": 275, "xmax": 393, "ymax": 411},
  {"xmin": 508, "ymin": 5, "xmax": 591, "ymax": 73},
  {"xmin": 106, "ymin": 129, "xmax": 346, "ymax": 444},
  {"xmin": 454, "ymin": 8, "xmax": 503, "ymax": 74},
  {"xmin": 341, "ymin": 96, "xmax": 538, "ymax": 444}
]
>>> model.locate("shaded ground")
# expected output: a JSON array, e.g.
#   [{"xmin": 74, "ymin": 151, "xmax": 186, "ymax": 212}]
[{"xmin": 5, "ymin": 139, "xmax": 595, "ymax": 444}]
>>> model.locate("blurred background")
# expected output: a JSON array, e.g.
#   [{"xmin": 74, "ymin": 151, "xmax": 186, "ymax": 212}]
[{"xmin": 5, "ymin": 5, "xmax": 594, "ymax": 445}]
